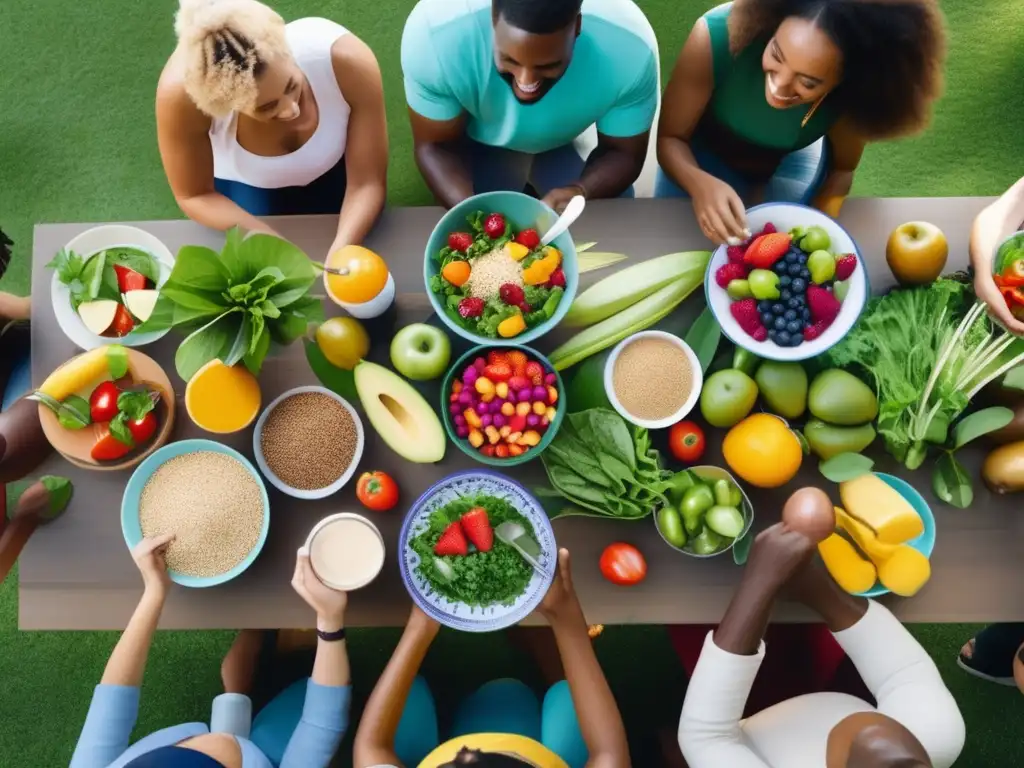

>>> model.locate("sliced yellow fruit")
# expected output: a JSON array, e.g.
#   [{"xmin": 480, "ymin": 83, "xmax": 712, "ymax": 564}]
[
  {"xmin": 818, "ymin": 533, "xmax": 877, "ymax": 594},
  {"xmin": 123, "ymin": 289, "xmax": 160, "ymax": 322},
  {"xmin": 185, "ymin": 359, "xmax": 262, "ymax": 434},
  {"xmin": 839, "ymin": 474, "xmax": 924, "ymax": 545},
  {"xmin": 78, "ymin": 299, "xmax": 118, "ymax": 335},
  {"xmin": 877, "ymin": 546, "xmax": 931, "ymax": 597},
  {"xmin": 39, "ymin": 346, "xmax": 119, "ymax": 401},
  {"xmin": 506, "ymin": 242, "xmax": 529, "ymax": 261},
  {"xmin": 325, "ymin": 246, "xmax": 389, "ymax": 304}
]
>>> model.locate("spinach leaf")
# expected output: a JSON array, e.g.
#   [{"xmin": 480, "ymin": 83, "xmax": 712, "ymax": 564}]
[
  {"xmin": 117, "ymin": 391, "xmax": 156, "ymax": 421},
  {"xmin": 172, "ymin": 245, "xmax": 231, "ymax": 291},
  {"xmin": 174, "ymin": 308, "xmax": 244, "ymax": 381},
  {"xmin": 80, "ymin": 251, "xmax": 107, "ymax": 301}
]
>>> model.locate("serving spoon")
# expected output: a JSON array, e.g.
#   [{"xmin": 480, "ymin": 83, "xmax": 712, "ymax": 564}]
[
  {"xmin": 495, "ymin": 521, "xmax": 547, "ymax": 577},
  {"xmin": 540, "ymin": 195, "xmax": 586, "ymax": 247}
]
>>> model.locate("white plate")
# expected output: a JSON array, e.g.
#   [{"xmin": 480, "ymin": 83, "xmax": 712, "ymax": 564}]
[
  {"xmin": 51, "ymin": 225, "xmax": 175, "ymax": 350},
  {"xmin": 705, "ymin": 203, "xmax": 870, "ymax": 362}
]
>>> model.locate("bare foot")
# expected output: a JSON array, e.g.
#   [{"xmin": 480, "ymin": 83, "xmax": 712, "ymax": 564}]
[
  {"xmin": 960, "ymin": 637, "xmax": 975, "ymax": 660},
  {"xmin": 221, "ymin": 629, "xmax": 268, "ymax": 694}
]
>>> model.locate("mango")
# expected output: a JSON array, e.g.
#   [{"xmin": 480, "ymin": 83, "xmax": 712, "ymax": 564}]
[
  {"xmin": 877, "ymin": 546, "xmax": 931, "ymax": 597},
  {"xmin": 803, "ymin": 419, "xmax": 876, "ymax": 461},
  {"xmin": 819, "ymin": 533, "xmax": 877, "ymax": 594},
  {"xmin": 755, "ymin": 361, "xmax": 807, "ymax": 419},
  {"xmin": 839, "ymin": 474, "xmax": 923, "ymax": 545},
  {"xmin": 808, "ymin": 369, "xmax": 878, "ymax": 425}
]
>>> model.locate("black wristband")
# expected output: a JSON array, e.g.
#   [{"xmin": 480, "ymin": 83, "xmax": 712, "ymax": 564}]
[{"xmin": 316, "ymin": 626, "xmax": 347, "ymax": 642}]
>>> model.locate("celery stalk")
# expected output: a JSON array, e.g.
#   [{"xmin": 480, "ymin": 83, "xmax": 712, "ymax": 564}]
[
  {"xmin": 562, "ymin": 251, "xmax": 710, "ymax": 328},
  {"xmin": 551, "ymin": 275, "xmax": 703, "ymax": 371},
  {"xmin": 578, "ymin": 251, "xmax": 629, "ymax": 274}
]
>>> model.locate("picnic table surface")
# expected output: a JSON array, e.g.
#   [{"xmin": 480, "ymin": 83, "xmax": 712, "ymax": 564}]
[{"xmin": 22, "ymin": 196, "xmax": 1024, "ymax": 630}]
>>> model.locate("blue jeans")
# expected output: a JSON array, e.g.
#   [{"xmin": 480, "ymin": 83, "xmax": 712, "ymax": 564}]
[
  {"xmin": 215, "ymin": 156, "xmax": 348, "ymax": 216},
  {"xmin": 394, "ymin": 677, "xmax": 588, "ymax": 768},
  {"xmin": 470, "ymin": 140, "xmax": 635, "ymax": 199},
  {"xmin": 2, "ymin": 352, "xmax": 30, "ymax": 410},
  {"xmin": 654, "ymin": 138, "xmax": 828, "ymax": 205}
]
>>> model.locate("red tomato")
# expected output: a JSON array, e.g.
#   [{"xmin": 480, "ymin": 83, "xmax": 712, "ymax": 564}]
[
  {"xmin": 127, "ymin": 412, "xmax": 158, "ymax": 445},
  {"xmin": 91, "ymin": 430, "xmax": 132, "ymax": 462},
  {"xmin": 599, "ymin": 543, "xmax": 647, "ymax": 586},
  {"xmin": 668, "ymin": 420, "xmax": 705, "ymax": 463},
  {"xmin": 89, "ymin": 381, "xmax": 120, "ymax": 423},
  {"xmin": 113, "ymin": 264, "xmax": 148, "ymax": 292},
  {"xmin": 356, "ymin": 471, "xmax": 399, "ymax": 512},
  {"xmin": 108, "ymin": 304, "xmax": 135, "ymax": 337}
]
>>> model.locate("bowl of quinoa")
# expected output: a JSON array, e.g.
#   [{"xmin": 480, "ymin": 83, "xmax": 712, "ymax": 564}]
[
  {"xmin": 121, "ymin": 439, "xmax": 270, "ymax": 587},
  {"xmin": 253, "ymin": 386, "xmax": 365, "ymax": 500},
  {"xmin": 424, "ymin": 191, "xmax": 578, "ymax": 345}
]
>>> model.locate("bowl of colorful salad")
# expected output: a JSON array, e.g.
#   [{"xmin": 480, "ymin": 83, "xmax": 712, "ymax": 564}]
[
  {"xmin": 992, "ymin": 232, "xmax": 1024, "ymax": 321},
  {"xmin": 425, "ymin": 191, "xmax": 578, "ymax": 345},
  {"xmin": 399, "ymin": 469, "xmax": 557, "ymax": 632},
  {"xmin": 49, "ymin": 225, "xmax": 173, "ymax": 350},
  {"xmin": 706, "ymin": 203, "xmax": 869, "ymax": 362}
]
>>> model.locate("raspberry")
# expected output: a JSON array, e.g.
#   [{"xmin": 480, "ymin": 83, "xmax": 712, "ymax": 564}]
[
  {"xmin": 760, "ymin": 222, "xmax": 777, "ymax": 235},
  {"xmin": 448, "ymin": 232, "xmax": 473, "ymax": 252},
  {"xmin": 499, "ymin": 283, "xmax": 525, "ymax": 305},
  {"xmin": 835, "ymin": 254, "xmax": 858, "ymax": 281},
  {"xmin": 807, "ymin": 285, "xmax": 841, "ymax": 325},
  {"xmin": 729, "ymin": 298, "xmax": 765, "ymax": 338},
  {"xmin": 726, "ymin": 245, "xmax": 746, "ymax": 263},
  {"xmin": 715, "ymin": 262, "xmax": 748, "ymax": 288},
  {"xmin": 752, "ymin": 326, "xmax": 768, "ymax": 342},
  {"xmin": 803, "ymin": 320, "xmax": 830, "ymax": 341},
  {"xmin": 547, "ymin": 268, "xmax": 566, "ymax": 288},
  {"xmin": 484, "ymin": 213, "xmax": 506, "ymax": 238},
  {"xmin": 458, "ymin": 297, "xmax": 485, "ymax": 318}
]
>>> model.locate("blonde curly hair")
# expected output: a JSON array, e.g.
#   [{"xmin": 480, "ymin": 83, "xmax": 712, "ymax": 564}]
[{"xmin": 175, "ymin": 0, "xmax": 291, "ymax": 117}]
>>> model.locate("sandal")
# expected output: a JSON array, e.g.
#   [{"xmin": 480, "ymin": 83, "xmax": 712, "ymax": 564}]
[{"xmin": 957, "ymin": 633, "xmax": 1018, "ymax": 686}]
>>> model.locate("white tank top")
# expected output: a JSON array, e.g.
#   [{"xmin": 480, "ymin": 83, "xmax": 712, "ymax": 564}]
[{"xmin": 210, "ymin": 18, "xmax": 350, "ymax": 189}]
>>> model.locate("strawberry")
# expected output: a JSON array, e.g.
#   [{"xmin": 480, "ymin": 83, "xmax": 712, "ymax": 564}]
[
  {"xmin": 488, "ymin": 350, "xmax": 510, "ymax": 366},
  {"xmin": 807, "ymin": 285, "xmax": 841, "ymax": 325},
  {"xmin": 515, "ymin": 229, "xmax": 541, "ymax": 249},
  {"xmin": 524, "ymin": 361, "xmax": 544, "ymax": 385},
  {"xmin": 109, "ymin": 304, "xmax": 135, "ymax": 337},
  {"xmin": 506, "ymin": 350, "xmax": 528, "ymax": 376},
  {"xmin": 458, "ymin": 297, "xmax": 485, "ymax": 318},
  {"xmin": 726, "ymin": 245, "xmax": 746, "ymax": 263},
  {"xmin": 743, "ymin": 233, "xmax": 792, "ymax": 269},
  {"xmin": 835, "ymin": 254, "xmax": 858, "ymax": 281},
  {"xmin": 729, "ymin": 298, "xmax": 766, "ymax": 339},
  {"xmin": 113, "ymin": 264, "xmax": 148, "ymax": 292},
  {"xmin": 448, "ymin": 232, "xmax": 473, "ymax": 252},
  {"xmin": 752, "ymin": 326, "xmax": 768, "ymax": 342},
  {"xmin": 434, "ymin": 522, "xmax": 469, "ymax": 556},
  {"xmin": 715, "ymin": 262, "xmax": 748, "ymax": 288},
  {"xmin": 803, "ymin": 320, "xmax": 830, "ymax": 341},
  {"xmin": 500, "ymin": 283, "xmax": 525, "ymax": 306},
  {"xmin": 547, "ymin": 268, "xmax": 566, "ymax": 288},
  {"xmin": 484, "ymin": 213, "xmax": 506, "ymax": 239},
  {"xmin": 483, "ymin": 363, "xmax": 512, "ymax": 382},
  {"xmin": 759, "ymin": 222, "xmax": 777, "ymax": 235},
  {"xmin": 460, "ymin": 506, "xmax": 494, "ymax": 552}
]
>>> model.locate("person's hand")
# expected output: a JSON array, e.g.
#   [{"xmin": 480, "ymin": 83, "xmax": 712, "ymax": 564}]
[
  {"xmin": 974, "ymin": 268, "xmax": 1024, "ymax": 335},
  {"xmin": 691, "ymin": 174, "xmax": 749, "ymax": 245},
  {"xmin": 539, "ymin": 548, "xmax": 583, "ymax": 625},
  {"xmin": 132, "ymin": 534, "xmax": 174, "ymax": 596},
  {"xmin": 743, "ymin": 523, "xmax": 817, "ymax": 597},
  {"xmin": 542, "ymin": 185, "xmax": 586, "ymax": 214},
  {"xmin": 292, "ymin": 547, "xmax": 348, "ymax": 631}
]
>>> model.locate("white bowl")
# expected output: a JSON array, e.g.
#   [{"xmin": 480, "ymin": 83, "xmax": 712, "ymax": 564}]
[
  {"xmin": 603, "ymin": 330, "xmax": 704, "ymax": 429},
  {"xmin": 304, "ymin": 512, "xmax": 385, "ymax": 591},
  {"xmin": 706, "ymin": 203, "xmax": 869, "ymax": 362},
  {"xmin": 253, "ymin": 386, "xmax": 365, "ymax": 500},
  {"xmin": 52, "ymin": 225, "xmax": 175, "ymax": 350}
]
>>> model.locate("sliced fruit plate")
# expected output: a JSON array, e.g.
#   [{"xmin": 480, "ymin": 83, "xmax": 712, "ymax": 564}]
[
  {"xmin": 49, "ymin": 225, "xmax": 174, "ymax": 350},
  {"xmin": 32, "ymin": 345, "xmax": 175, "ymax": 471}
]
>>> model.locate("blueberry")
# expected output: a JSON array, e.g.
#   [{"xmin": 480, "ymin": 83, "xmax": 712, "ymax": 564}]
[
  {"xmin": 786, "ymin": 320, "xmax": 803, "ymax": 334},
  {"xmin": 788, "ymin": 263, "xmax": 802, "ymax": 276},
  {"xmin": 772, "ymin": 303, "xmax": 786, "ymax": 314},
  {"xmin": 790, "ymin": 331, "xmax": 804, "ymax": 345},
  {"xmin": 791, "ymin": 278, "xmax": 807, "ymax": 293},
  {"xmin": 778, "ymin": 330, "xmax": 792, "ymax": 345},
  {"xmin": 774, "ymin": 316, "xmax": 788, "ymax": 331},
  {"xmin": 787, "ymin": 298, "xmax": 802, "ymax": 309},
  {"xmin": 769, "ymin": 329, "xmax": 779, "ymax": 343},
  {"xmin": 799, "ymin": 268, "xmax": 811, "ymax": 280},
  {"xmin": 802, "ymin": 308, "xmax": 812, "ymax": 321},
  {"xmin": 758, "ymin": 299, "xmax": 773, "ymax": 313},
  {"xmin": 798, "ymin": 254, "xmax": 808, "ymax": 265},
  {"xmin": 779, "ymin": 275, "xmax": 792, "ymax": 287},
  {"xmin": 780, "ymin": 289, "xmax": 792, "ymax": 301},
  {"xmin": 785, "ymin": 252, "xmax": 799, "ymax": 264},
  {"xmin": 761, "ymin": 312, "xmax": 774, "ymax": 326},
  {"xmin": 774, "ymin": 261, "xmax": 789, "ymax": 275},
  {"xmin": 784, "ymin": 309, "xmax": 798, "ymax": 321}
]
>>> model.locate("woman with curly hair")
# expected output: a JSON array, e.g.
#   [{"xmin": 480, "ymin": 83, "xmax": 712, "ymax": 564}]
[
  {"xmin": 156, "ymin": 0, "xmax": 388, "ymax": 258},
  {"xmin": 656, "ymin": 0, "xmax": 945, "ymax": 244}
]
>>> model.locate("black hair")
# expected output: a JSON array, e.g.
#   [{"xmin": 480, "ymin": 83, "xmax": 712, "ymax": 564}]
[
  {"xmin": 0, "ymin": 228, "xmax": 12, "ymax": 281},
  {"xmin": 731, "ymin": 0, "xmax": 946, "ymax": 139},
  {"xmin": 492, "ymin": 0, "xmax": 583, "ymax": 35},
  {"xmin": 440, "ymin": 747, "xmax": 534, "ymax": 766},
  {"xmin": 204, "ymin": 27, "xmax": 267, "ymax": 77}
]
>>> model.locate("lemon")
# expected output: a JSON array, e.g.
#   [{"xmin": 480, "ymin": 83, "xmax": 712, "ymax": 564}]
[
  {"xmin": 722, "ymin": 413, "xmax": 803, "ymax": 488},
  {"xmin": 316, "ymin": 317, "xmax": 370, "ymax": 370}
]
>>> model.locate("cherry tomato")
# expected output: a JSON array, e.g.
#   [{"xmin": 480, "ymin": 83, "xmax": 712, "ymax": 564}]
[
  {"xmin": 91, "ymin": 430, "xmax": 132, "ymax": 462},
  {"xmin": 599, "ymin": 543, "xmax": 647, "ymax": 586},
  {"xmin": 356, "ymin": 471, "xmax": 399, "ymax": 512},
  {"xmin": 669, "ymin": 420, "xmax": 705, "ymax": 463},
  {"xmin": 127, "ymin": 412, "xmax": 158, "ymax": 445},
  {"xmin": 89, "ymin": 380, "xmax": 120, "ymax": 423},
  {"xmin": 108, "ymin": 304, "xmax": 135, "ymax": 337}
]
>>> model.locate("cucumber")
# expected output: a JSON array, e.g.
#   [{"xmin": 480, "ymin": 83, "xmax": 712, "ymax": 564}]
[{"xmin": 705, "ymin": 505, "xmax": 745, "ymax": 539}]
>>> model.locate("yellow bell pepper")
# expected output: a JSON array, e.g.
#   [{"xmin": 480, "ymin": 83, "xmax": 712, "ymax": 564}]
[
  {"xmin": 522, "ymin": 247, "xmax": 562, "ymax": 286},
  {"xmin": 506, "ymin": 242, "xmax": 530, "ymax": 261},
  {"xmin": 498, "ymin": 313, "xmax": 527, "ymax": 338}
]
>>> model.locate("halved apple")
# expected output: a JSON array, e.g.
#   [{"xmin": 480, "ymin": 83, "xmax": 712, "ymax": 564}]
[
  {"xmin": 78, "ymin": 299, "xmax": 119, "ymax": 335},
  {"xmin": 123, "ymin": 289, "xmax": 159, "ymax": 323}
]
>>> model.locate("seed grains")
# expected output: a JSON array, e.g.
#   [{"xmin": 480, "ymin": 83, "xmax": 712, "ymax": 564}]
[
  {"xmin": 261, "ymin": 392, "xmax": 358, "ymax": 490},
  {"xmin": 139, "ymin": 451, "xmax": 264, "ymax": 577},
  {"xmin": 612, "ymin": 337, "xmax": 693, "ymax": 422},
  {"xmin": 466, "ymin": 244, "xmax": 524, "ymax": 300}
]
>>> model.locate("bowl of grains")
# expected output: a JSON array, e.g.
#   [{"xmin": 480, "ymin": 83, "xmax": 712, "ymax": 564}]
[
  {"xmin": 121, "ymin": 439, "xmax": 270, "ymax": 587},
  {"xmin": 603, "ymin": 330, "xmax": 703, "ymax": 430},
  {"xmin": 254, "ymin": 386, "xmax": 364, "ymax": 499}
]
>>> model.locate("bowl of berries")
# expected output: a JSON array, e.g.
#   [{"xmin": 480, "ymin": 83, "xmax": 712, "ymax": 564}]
[
  {"xmin": 424, "ymin": 191, "xmax": 578, "ymax": 346},
  {"xmin": 707, "ymin": 203, "xmax": 869, "ymax": 362},
  {"xmin": 441, "ymin": 344, "xmax": 565, "ymax": 467}
]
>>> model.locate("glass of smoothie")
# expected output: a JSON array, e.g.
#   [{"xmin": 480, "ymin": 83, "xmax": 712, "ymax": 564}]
[{"xmin": 305, "ymin": 513, "xmax": 386, "ymax": 591}]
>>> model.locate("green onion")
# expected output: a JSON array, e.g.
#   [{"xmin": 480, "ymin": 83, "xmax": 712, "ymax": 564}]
[
  {"xmin": 562, "ymin": 251, "xmax": 710, "ymax": 328},
  {"xmin": 578, "ymin": 251, "xmax": 628, "ymax": 274}
]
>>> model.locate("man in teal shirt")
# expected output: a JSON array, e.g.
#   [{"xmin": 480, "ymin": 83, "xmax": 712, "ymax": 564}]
[{"xmin": 401, "ymin": 0, "xmax": 658, "ymax": 211}]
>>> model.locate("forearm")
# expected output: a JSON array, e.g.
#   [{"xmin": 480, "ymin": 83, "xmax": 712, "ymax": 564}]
[
  {"xmin": 811, "ymin": 170, "xmax": 854, "ymax": 219},
  {"xmin": 550, "ymin": 605, "xmax": 630, "ymax": 766},
  {"xmin": 657, "ymin": 136, "xmax": 713, "ymax": 196},
  {"xmin": 971, "ymin": 177, "xmax": 1024, "ymax": 270},
  {"xmin": 712, "ymin": 578, "xmax": 777, "ymax": 656},
  {"xmin": 311, "ymin": 616, "xmax": 351, "ymax": 688},
  {"xmin": 578, "ymin": 146, "xmax": 643, "ymax": 200},
  {"xmin": 414, "ymin": 143, "xmax": 473, "ymax": 209},
  {"xmin": 100, "ymin": 590, "xmax": 165, "ymax": 687},
  {"xmin": 798, "ymin": 572, "xmax": 868, "ymax": 633},
  {"xmin": 331, "ymin": 181, "xmax": 386, "ymax": 250},
  {"xmin": 177, "ymin": 193, "xmax": 278, "ymax": 236}
]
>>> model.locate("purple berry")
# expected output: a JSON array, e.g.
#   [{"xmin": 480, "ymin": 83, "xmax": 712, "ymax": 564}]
[
  {"xmin": 492, "ymin": 414, "xmax": 506, "ymax": 428},
  {"xmin": 462, "ymin": 368, "xmax": 477, "ymax": 385},
  {"xmin": 494, "ymin": 398, "xmax": 507, "ymax": 410},
  {"xmin": 526, "ymin": 413, "xmax": 540, "ymax": 427},
  {"xmin": 481, "ymin": 413, "xmax": 493, "ymax": 427},
  {"xmin": 532, "ymin": 385, "xmax": 547, "ymax": 402},
  {"xmin": 477, "ymin": 401, "xmax": 489, "ymax": 414},
  {"xmin": 544, "ymin": 373, "xmax": 557, "ymax": 386},
  {"xmin": 507, "ymin": 390, "xmax": 518, "ymax": 403},
  {"xmin": 456, "ymin": 425, "xmax": 469, "ymax": 438},
  {"xmin": 517, "ymin": 388, "xmax": 532, "ymax": 402},
  {"xmin": 454, "ymin": 414, "xmax": 466, "ymax": 427},
  {"xmin": 449, "ymin": 403, "xmax": 461, "ymax": 415},
  {"xmin": 473, "ymin": 357, "xmax": 486, "ymax": 371},
  {"xmin": 458, "ymin": 391, "xmax": 473, "ymax": 406}
]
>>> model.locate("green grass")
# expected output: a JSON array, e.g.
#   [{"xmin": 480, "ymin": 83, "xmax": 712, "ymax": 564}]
[{"xmin": 3, "ymin": 1, "xmax": 1024, "ymax": 765}]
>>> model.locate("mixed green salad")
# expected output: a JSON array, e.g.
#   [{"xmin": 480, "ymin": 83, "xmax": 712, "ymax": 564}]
[{"xmin": 430, "ymin": 210, "xmax": 565, "ymax": 338}]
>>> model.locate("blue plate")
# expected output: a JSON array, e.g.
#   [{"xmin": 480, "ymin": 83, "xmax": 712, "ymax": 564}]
[
  {"xmin": 121, "ymin": 439, "xmax": 270, "ymax": 588},
  {"xmin": 424, "ymin": 191, "xmax": 579, "ymax": 346},
  {"xmin": 856, "ymin": 472, "xmax": 935, "ymax": 598},
  {"xmin": 399, "ymin": 469, "xmax": 557, "ymax": 632}
]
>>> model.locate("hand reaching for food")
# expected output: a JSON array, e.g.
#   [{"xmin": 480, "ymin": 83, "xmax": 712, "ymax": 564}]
[
  {"xmin": 691, "ymin": 174, "xmax": 750, "ymax": 245},
  {"xmin": 292, "ymin": 547, "xmax": 348, "ymax": 629},
  {"xmin": 542, "ymin": 185, "xmax": 586, "ymax": 215},
  {"xmin": 131, "ymin": 533, "xmax": 175, "ymax": 594},
  {"xmin": 539, "ymin": 548, "xmax": 582, "ymax": 624}
]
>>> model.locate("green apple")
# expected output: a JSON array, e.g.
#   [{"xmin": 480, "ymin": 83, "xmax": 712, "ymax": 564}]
[
  {"xmin": 726, "ymin": 279, "xmax": 752, "ymax": 299},
  {"xmin": 390, "ymin": 323, "xmax": 451, "ymax": 381},
  {"xmin": 807, "ymin": 250, "xmax": 836, "ymax": 284},
  {"xmin": 700, "ymin": 369, "xmax": 758, "ymax": 428},
  {"xmin": 799, "ymin": 225, "xmax": 831, "ymax": 253},
  {"xmin": 748, "ymin": 269, "xmax": 780, "ymax": 300}
]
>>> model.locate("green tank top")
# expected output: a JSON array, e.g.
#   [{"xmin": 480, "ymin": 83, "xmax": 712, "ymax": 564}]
[{"xmin": 695, "ymin": 3, "xmax": 838, "ymax": 178}]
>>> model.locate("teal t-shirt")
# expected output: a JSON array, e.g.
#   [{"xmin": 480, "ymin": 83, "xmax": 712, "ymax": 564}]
[{"xmin": 401, "ymin": 0, "xmax": 659, "ymax": 155}]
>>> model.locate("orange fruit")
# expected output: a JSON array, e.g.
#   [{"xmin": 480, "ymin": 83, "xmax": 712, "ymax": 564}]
[
  {"xmin": 185, "ymin": 359, "xmax": 261, "ymax": 434},
  {"xmin": 325, "ymin": 246, "xmax": 389, "ymax": 304},
  {"xmin": 722, "ymin": 413, "xmax": 802, "ymax": 488}
]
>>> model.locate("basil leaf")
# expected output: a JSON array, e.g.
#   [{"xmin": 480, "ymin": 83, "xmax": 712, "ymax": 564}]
[
  {"xmin": 108, "ymin": 413, "xmax": 135, "ymax": 447},
  {"xmin": 684, "ymin": 308, "xmax": 722, "ymax": 373},
  {"xmin": 57, "ymin": 395, "xmax": 91, "ymax": 430},
  {"xmin": 244, "ymin": 327, "xmax": 272, "ymax": 376},
  {"xmin": 933, "ymin": 452, "xmax": 973, "ymax": 508},
  {"xmin": 953, "ymin": 406, "xmax": 1014, "ymax": 449},
  {"xmin": 39, "ymin": 476, "xmax": 74, "ymax": 519},
  {"xmin": 170, "ymin": 245, "xmax": 231, "ymax": 291},
  {"xmin": 117, "ymin": 390, "xmax": 156, "ymax": 421},
  {"xmin": 819, "ymin": 452, "xmax": 874, "ymax": 483}
]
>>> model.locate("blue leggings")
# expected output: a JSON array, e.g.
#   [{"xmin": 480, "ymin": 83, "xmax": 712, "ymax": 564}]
[
  {"xmin": 394, "ymin": 677, "xmax": 588, "ymax": 768},
  {"xmin": 654, "ymin": 138, "xmax": 828, "ymax": 206},
  {"xmin": 214, "ymin": 156, "xmax": 348, "ymax": 216}
]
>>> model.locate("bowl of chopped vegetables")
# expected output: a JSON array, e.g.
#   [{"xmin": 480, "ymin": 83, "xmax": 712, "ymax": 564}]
[
  {"xmin": 399, "ymin": 469, "xmax": 557, "ymax": 632},
  {"xmin": 442, "ymin": 344, "xmax": 565, "ymax": 467},
  {"xmin": 653, "ymin": 465, "xmax": 754, "ymax": 559},
  {"xmin": 425, "ymin": 191, "xmax": 578, "ymax": 345},
  {"xmin": 991, "ymin": 232, "xmax": 1024, "ymax": 321}
]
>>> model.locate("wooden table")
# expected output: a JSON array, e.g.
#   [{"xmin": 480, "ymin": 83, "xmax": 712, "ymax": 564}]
[{"xmin": 23, "ymin": 197, "xmax": 1024, "ymax": 630}]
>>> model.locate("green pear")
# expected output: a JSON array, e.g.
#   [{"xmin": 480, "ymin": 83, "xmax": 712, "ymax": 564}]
[{"xmin": 755, "ymin": 361, "xmax": 808, "ymax": 419}]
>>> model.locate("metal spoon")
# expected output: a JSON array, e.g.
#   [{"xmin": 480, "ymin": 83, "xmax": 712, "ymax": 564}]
[
  {"xmin": 540, "ymin": 195, "xmax": 586, "ymax": 246},
  {"xmin": 495, "ymin": 521, "xmax": 546, "ymax": 576}
]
